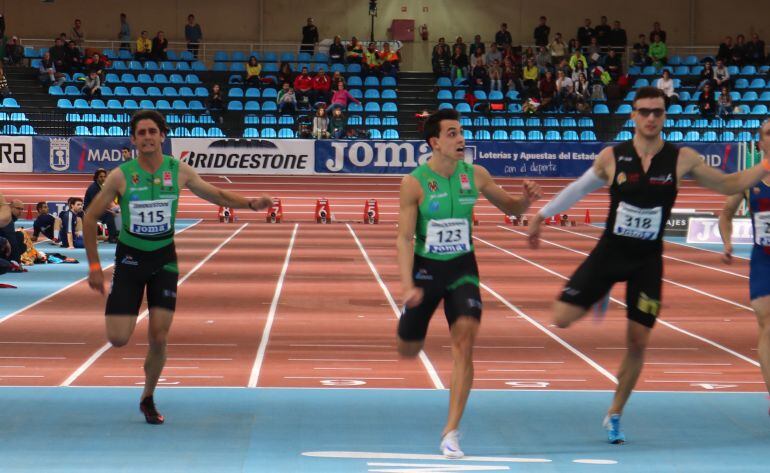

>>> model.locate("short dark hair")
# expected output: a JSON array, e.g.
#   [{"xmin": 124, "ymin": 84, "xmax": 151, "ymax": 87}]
[
  {"xmin": 130, "ymin": 109, "xmax": 169, "ymax": 137},
  {"xmin": 424, "ymin": 109, "xmax": 460, "ymax": 146},
  {"xmin": 68, "ymin": 197, "xmax": 83, "ymax": 206},
  {"xmin": 93, "ymin": 168, "xmax": 106, "ymax": 181},
  {"xmin": 632, "ymin": 86, "xmax": 666, "ymax": 107},
  {"xmin": 36, "ymin": 201, "xmax": 47, "ymax": 212}
]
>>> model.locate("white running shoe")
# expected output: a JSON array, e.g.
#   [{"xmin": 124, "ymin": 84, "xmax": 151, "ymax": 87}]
[{"xmin": 440, "ymin": 429, "xmax": 464, "ymax": 459}]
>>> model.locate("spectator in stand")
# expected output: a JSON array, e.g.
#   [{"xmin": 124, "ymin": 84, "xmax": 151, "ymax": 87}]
[
  {"xmin": 655, "ymin": 69, "xmax": 678, "ymax": 107},
  {"xmin": 556, "ymin": 57, "xmax": 572, "ymax": 76},
  {"xmin": 118, "ymin": 13, "xmax": 131, "ymax": 51},
  {"xmin": 717, "ymin": 85, "xmax": 734, "ymax": 118},
  {"xmin": 585, "ymin": 37, "xmax": 601, "ymax": 66},
  {"xmin": 328, "ymin": 107, "xmax": 347, "ymax": 139},
  {"xmin": 0, "ymin": 66, "xmax": 9, "ymax": 97},
  {"xmin": 346, "ymin": 38, "xmax": 364, "ymax": 64},
  {"xmin": 84, "ymin": 52, "xmax": 110, "ymax": 83},
  {"xmin": 523, "ymin": 57, "xmax": 540, "ymax": 88},
  {"xmin": 329, "ymin": 36, "xmax": 346, "ymax": 63},
  {"xmin": 489, "ymin": 61, "xmax": 502, "ymax": 93},
  {"xmin": 70, "ymin": 19, "xmax": 85, "ymax": 47},
  {"xmin": 538, "ymin": 70, "xmax": 556, "ymax": 110},
  {"xmin": 609, "ymin": 20, "xmax": 627, "ymax": 52},
  {"xmin": 495, "ymin": 23, "xmax": 512, "ymax": 48},
  {"xmin": 549, "ymin": 32, "xmax": 567, "ymax": 65},
  {"xmin": 185, "ymin": 14, "xmax": 203, "ymax": 59},
  {"xmin": 605, "ymin": 48, "xmax": 622, "ymax": 80},
  {"xmin": 312, "ymin": 107, "xmax": 330, "ymax": 139},
  {"xmin": 311, "ymin": 67, "xmax": 332, "ymax": 105},
  {"xmin": 747, "ymin": 33, "xmax": 766, "ymax": 66},
  {"xmin": 81, "ymin": 70, "xmax": 102, "ymax": 101},
  {"xmin": 534, "ymin": 16, "xmax": 550, "ymax": 47},
  {"xmin": 577, "ymin": 18, "xmax": 594, "ymax": 47},
  {"xmin": 378, "ymin": 42, "xmax": 400, "ymax": 75},
  {"xmin": 330, "ymin": 70, "xmax": 345, "ymax": 91},
  {"xmin": 567, "ymin": 38, "xmax": 580, "ymax": 56},
  {"xmin": 485, "ymin": 42, "xmax": 502, "ymax": 67},
  {"xmin": 151, "ymin": 31, "xmax": 168, "ymax": 61},
  {"xmin": 292, "ymin": 67, "xmax": 314, "ymax": 110},
  {"xmin": 470, "ymin": 58, "xmax": 489, "ymax": 91},
  {"xmin": 453, "ymin": 36, "xmax": 467, "ymax": 56},
  {"xmin": 277, "ymin": 61, "xmax": 294, "ymax": 87},
  {"xmin": 469, "ymin": 35, "xmax": 485, "ymax": 57},
  {"xmin": 245, "ymin": 56, "xmax": 262, "ymax": 87},
  {"xmin": 568, "ymin": 48, "xmax": 588, "ymax": 72},
  {"xmin": 4, "ymin": 36, "xmax": 23, "ymax": 66},
  {"xmin": 535, "ymin": 46, "xmax": 551, "ymax": 71},
  {"xmin": 649, "ymin": 21, "xmax": 666, "ymax": 43},
  {"xmin": 502, "ymin": 59, "xmax": 522, "ymax": 93},
  {"xmin": 450, "ymin": 45, "xmax": 468, "ymax": 80},
  {"xmin": 594, "ymin": 16, "xmax": 611, "ymax": 46},
  {"xmin": 648, "ymin": 33, "xmax": 667, "ymax": 67},
  {"xmin": 277, "ymin": 82, "xmax": 298, "ymax": 114},
  {"xmin": 698, "ymin": 61, "xmax": 715, "ymax": 90},
  {"xmin": 300, "ymin": 17, "xmax": 319, "ymax": 56},
  {"xmin": 470, "ymin": 47, "xmax": 486, "ymax": 68},
  {"xmin": 523, "ymin": 46, "xmax": 536, "ymax": 64},
  {"xmin": 363, "ymin": 42, "xmax": 381, "ymax": 76},
  {"xmin": 698, "ymin": 82, "xmax": 716, "ymax": 118},
  {"xmin": 554, "ymin": 69, "xmax": 574, "ymax": 111},
  {"xmin": 0, "ymin": 199, "xmax": 25, "ymax": 263},
  {"xmin": 39, "ymin": 51, "xmax": 65, "ymax": 86},
  {"xmin": 49, "ymin": 37, "xmax": 67, "ymax": 72},
  {"xmin": 58, "ymin": 197, "xmax": 84, "ymax": 249},
  {"xmin": 83, "ymin": 168, "xmax": 118, "ymax": 243},
  {"xmin": 326, "ymin": 81, "xmax": 360, "ymax": 113},
  {"xmin": 574, "ymin": 72, "xmax": 591, "ymax": 112},
  {"xmin": 571, "ymin": 60, "xmax": 587, "ymax": 82},
  {"xmin": 714, "ymin": 59, "xmax": 730, "ymax": 89},
  {"xmin": 64, "ymin": 40, "xmax": 83, "ymax": 74},
  {"xmin": 717, "ymin": 36, "xmax": 734, "ymax": 64},
  {"xmin": 32, "ymin": 202, "xmax": 58, "ymax": 243},
  {"xmin": 732, "ymin": 34, "xmax": 747, "ymax": 66},
  {"xmin": 135, "ymin": 30, "xmax": 152, "ymax": 61},
  {"xmin": 632, "ymin": 34, "xmax": 650, "ymax": 66},
  {"xmin": 207, "ymin": 83, "xmax": 224, "ymax": 124}
]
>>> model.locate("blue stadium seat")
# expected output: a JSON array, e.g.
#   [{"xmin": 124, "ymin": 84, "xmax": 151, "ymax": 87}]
[
  {"xmin": 473, "ymin": 90, "xmax": 487, "ymax": 100},
  {"xmin": 580, "ymin": 131, "xmax": 597, "ymax": 141},
  {"xmin": 437, "ymin": 90, "xmax": 452, "ymax": 100},
  {"xmin": 347, "ymin": 64, "xmax": 362, "ymax": 74},
  {"xmin": 726, "ymin": 119, "xmax": 743, "ymax": 128},
  {"xmin": 667, "ymin": 56, "xmax": 682, "ymax": 66},
  {"xmin": 593, "ymin": 104, "xmax": 609, "ymax": 114},
  {"xmin": 364, "ymin": 89, "xmax": 380, "ymax": 99},
  {"xmin": 107, "ymin": 126, "xmax": 124, "ymax": 136},
  {"xmin": 214, "ymin": 51, "xmax": 229, "ymax": 62},
  {"xmin": 436, "ymin": 77, "xmax": 451, "ymax": 88},
  {"xmin": 244, "ymin": 88, "xmax": 261, "ymax": 98},
  {"xmin": 244, "ymin": 101, "xmax": 260, "ymax": 111},
  {"xmin": 213, "ymin": 63, "xmax": 228, "ymax": 72},
  {"xmin": 473, "ymin": 117, "xmax": 490, "ymax": 127},
  {"xmin": 369, "ymin": 129, "xmax": 382, "ymax": 139},
  {"xmin": 459, "ymin": 117, "xmax": 472, "ymax": 127},
  {"xmin": 365, "ymin": 116, "xmax": 381, "ymax": 126},
  {"xmin": 492, "ymin": 130, "xmax": 508, "ymax": 140},
  {"xmin": 543, "ymin": 117, "xmax": 559, "ymax": 128},
  {"xmin": 735, "ymin": 78, "xmax": 749, "ymax": 89},
  {"xmin": 364, "ymin": 76, "xmax": 380, "ymax": 87},
  {"xmin": 616, "ymin": 104, "xmax": 632, "ymax": 114},
  {"xmin": 749, "ymin": 78, "xmax": 766, "ymax": 89},
  {"xmin": 527, "ymin": 130, "xmax": 544, "ymax": 140},
  {"xmin": 232, "ymin": 51, "xmax": 247, "ymax": 62},
  {"xmin": 382, "ymin": 89, "xmax": 397, "ymax": 99},
  {"xmin": 107, "ymin": 99, "xmax": 123, "ymax": 110},
  {"xmin": 162, "ymin": 86, "xmax": 178, "ymax": 97},
  {"xmin": 752, "ymin": 104, "xmax": 768, "ymax": 115},
  {"xmin": 156, "ymin": 99, "xmax": 171, "ymax": 110},
  {"xmin": 64, "ymin": 85, "xmax": 80, "ymax": 96},
  {"xmin": 260, "ymin": 101, "xmax": 277, "ymax": 111},
  {"xmin": 456, "ymin": 103, "xmax": 471, "ymax": 113},
  {"xmin": 438, "ymin": 102, "xmax": 453, "ymax": 110},
  {"xmin": 130, "ymin": 86, "xmax": 146, "ymax": 97},
  {"xmin": 462, "ymin": 130, "xmax": 472, "ymax": 140},
  {"xmin": 684, "ymin": 104, "xmax": 700, "ymax": 114},
  {"xmin": 228, "ymin": 101, "xmax": 243, "ymax": 111},
  {"xmin": 506, "ymin": 90, "xmax": 519, "ymax": 101},
  {"xmin": 382, "ymin": 77, "xmax": 397, "ymax": 87},
  {"xmin": 278, "ymin": 115, "xmax": 295, "ymax": 126},
  {"xmin": 491, "ymin": 117, "xmax": 506, "ymax": 128},
  {"xmin": 693, "ymin": 119, "xmax": 709, "ymax": 129},
  {"xmin": 230, "ymin": 63, "xmax": 246, "ymax": 72},
  {"xmin": 18, "ymin": 125, "xmax": 35, "ymax": 135},
  {"xmin": 348, "ymin": 76, "xmax": 363, "ymax": 87},
  {"xmin": 560, "ymin": 117, "xmax": 577, "ymax": 128},
  {"xmin": 383, "ymin": 129, "xmax": 400, "ymax": 139},
  {"xmin": 382, "ymin": 102, "xmax": 397, "ymax": 113},
  {"xmin": 737, "ymin": 131, "xmax": 753, "ymax": 141},
  {"xmin": 188, "ymin": 126, "xmax": 205, "ymax": 137},
  {"xmin": 727, "ymin": 65, "xmax": 740, "ymax": 75},
  {"xmin": 172, "ymin": 100, "xmax": 187, "ymax": 110},
  {"xmin": 642, "ymin": 66, "xmax": 657, "ymax": 75},
  {"xmin": 489, "ymin": 91, "xmax": 504, "ymax": 101},
  {"xmin": 525, "ymin": 117, "xmax": 541, "ymax": 127},
  {"xmin": 674, "ymin": 66, "xmax": 689, "ymax": 76},
  {"xmin": 741, "ymin": 65, "xmax": 757, "ymax": 75},
  {"xmin": 123, "ymin": 99, "xmax": 139, "ymax": 109},
  {"xmin": 507, "ymin": 103, "xmax": 522, "ymax": 113},
  {"xmin": 364, "ymin": 102, "xmax": 381, "ymax": 112},
  {"xmin": 510, "ymin": 130, "xmax": 526, "ymax": 140},
  {"xmin": 760, "ymin": 92, "xmax": 770, "ymax": 101},
  {"xmin": 73, "ymin": 98, "xmax": 89, "ymax": 109},
  {"xmin": 262, "ymin": 88, "xmax": 278, "ymax": 99},
  {"xmin": 628, "ymin": 66, "xmax": 641, "ymax": 75},
  {"xmin": 49, "ymin": 85, "xmax": 64, "ymax": 96},
  {"xmin": 75, "ymin": 125, "xmax": 91, "ymax": 135},
  {"xmin": 545, "ymin": 130, "xmax": 561, "ymax": 141},
  {"xmin": 244, "ymin": 128, "xmax": 259, "ymax": 138},
  {"xmin": 675, "ymin": 119, "xmax": 692, "ymax": 128},
  {"xmin": 474, "ymin": 130, "xmax": 491, "ymax": 140},
  {"xmin": 91, "ymin": 125, "xmax": 107, "ymax": 136},
  {"xmin": 684, "ymin": 131, "xmax": 700, "ymax": 141},
  {"xmin": 208, "ymin": 127, "xmax": 225, "ymax": 137},
  {"xmin": 263, "ymin": 52, "xmax": 277, "ymax": 63},
  {"xmin": 683, "ymin": 55, "xmax": 699, "ymax": 66},
  {"xmin": 702, "ymin": 131, "xmax": 717, "ymax": 142},
  {"xmin": 382, "ymin": 116, "xmax": 398, "ymax": 126},
  {"xmin": 719, "ymin": 131, "xmax": 735, "ymax": 141},
  {"xmin": 633, "ymin": 78, "xmax": 649, "ymax": 88},
  {"xmin": 228, "ymin": 87, "xmax": 244, "ymax": 98},
  {"xmin": 578, "ymin": 118, "xmax": 594, "ymax": 128}
]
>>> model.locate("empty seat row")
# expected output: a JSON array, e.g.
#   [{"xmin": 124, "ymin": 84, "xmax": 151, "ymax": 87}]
[
  {"xmin": 57, "ymin": 98, "xmax": 206, "ymax": 111},
  {"xmin": 50, "ymin": 85, "xmax": 210, "ymax": 98},
  {"xmin": 461, "ymin": 129, "xmax": 597, "ymax": 141},
  {"xmin": 0, "ymin": 124, "xmax": 35, "ymax": 135},
  {"xmin": 65, "ymin": 112, "xmax": 214, "ymax": 125},
  {"xmin": 99, "ymin": 73, "xmax": 201, "ymax": 85},
  {"xmin": 0, "ymin": 112, "xmax": 28, "ymax": 121},
  {"xmin": 75, "ymin": 125, "xmax": 223, "ymax": 137}
]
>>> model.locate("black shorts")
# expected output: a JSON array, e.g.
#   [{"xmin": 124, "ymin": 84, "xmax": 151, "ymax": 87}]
[
  {"xmin": 105, "ymin": 242, "xmax": 179, "ymax": 316},
  {"xmin": 559, "ymin": 238, "xmax": 662, "ymax": 327},
  {"xmin": 398, "ymin": 252, "xmax": 482, "ymax": 342}
]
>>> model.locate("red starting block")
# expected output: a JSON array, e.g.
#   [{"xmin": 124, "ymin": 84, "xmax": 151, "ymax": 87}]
[
  {"xmin": 505, "ymin": 214, "xmax": 521, "ymax": 225},
  {"xmin": 266, "ymin": 198, "xmax": 283, "ymax": 223},
  {"xmin": 472, "ymin": 211, "xmax": 479, "ymax": 225},
  {"xmin": 363, "ymin": 199, "xmax": 379, "ymax": 224},
  {"xmin": 315, "ymin": 198, "xmax": 332, "ymax": 224},
  {"xmin": 218, "ymin": 206, "xmax": 235, "ymax": 223},
  {"xmin": 560, "ymin": 214, "xmax": 569, "ymax": 226}
]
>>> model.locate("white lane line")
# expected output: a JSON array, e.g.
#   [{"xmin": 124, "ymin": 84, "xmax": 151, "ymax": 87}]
[
  {"xmin": 290, "ymin": 344, "xmax": 393, "ymax": 348},
  {"xmin": 475, "ymin": 378, "xmax": 586, "ymax": 382},
  {"xmin": 596, "ymin": 347, "xmax": 698, "ymax": 351},
  {"xmin": 136, "ymin": 343, "xmax": 238, "ymax": 347},
  {"xmin": 480, "ymin": 281, "xmax": 618, "ymax": 384},
  {"xmin": 646, "ymin": 380, "xmax": 764, "ymax": 384},
  {"xmin": 488, "ymin": 369, "xmax": 546, "ymax": 372},
  {"xmin": 548, "ymin": 225, "xmax": 750, "ymax": 278},
  {"xmin": 248, "ymin": 223, "xmax": 298, "ymax": 388},
  {"xmin": 61, "ymin": 223, "xmax": 249, "ymax": 387},
  {"xmin": 0, "ymin": 375, "xmax": 44, "ymax": 378},
  {"xmin": 164, "ymin": 367, "xmax": 200, "ymax": 370},
  {"xmin": 104, "ymin": 375, "xmax": 224, "ymax": 379},
  {"xmin": 0, "ymin": 366, "xmax": 24, "ymax": 368},
  {"xmin": 664, "ymin": 371, "xmax": 724, "ymax": 374},
  {"xmin": 0, "ymin": 341, "xmax": 85, "ymax": 345},
  {"xmin": 474, "ymin": 360, "xmax": 564, "ymax": 364},
  {"xmin": 122, "ymin": 357, "xmax": 233, "ymax": 361},
  {"xmin": 220, "ymin": 175, "xmax": 232, "ymax": 184},
  {"xmin": 485, "ymin": 228, "xmax": 762, "ymax": 368},
  {"xmin": 347, "ymin": 223, "xmax": 445, "ymax": 390},
  {"xmin": 284, "ymin": 376, "xmax": 404, "ymax": 380},
  {"xmin": 313, "ymin": 367, "xmax": 373, "ymax": 371},
  {"xmin": 441, "ymin": 345, "xmax": 545, "ymax": 349},
  {"xmin": 0, "ymin": 356, "xmax": 66, "ymax": 360},
  {"xmin": 289, "ymin": 358, "xmax": 397, "ymax": 362},
  {"xmin": 646, "ymin": 362, "xmax": 732, "ymax": 366},
  {"xmin": 0, "ymin": 219, "xmax": 202, "ymax": 326}
]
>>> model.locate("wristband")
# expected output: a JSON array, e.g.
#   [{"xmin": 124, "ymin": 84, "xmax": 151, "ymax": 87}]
[
  {"xmin": 89, "ymin": 262, "xmax": 101, "ymax": 272},
  {"xmin": 763, "ymin": 159, "xmax": 770, "ymax": 172}
]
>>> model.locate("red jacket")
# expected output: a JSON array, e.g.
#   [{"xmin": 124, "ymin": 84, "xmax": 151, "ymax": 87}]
[
  {"xmin": 312, "ymin": 75, "xmax": 331, "ymax": 92},
  {"xmin": 293, "ymin": 74, "xmax": 313, "ymax": 91}
]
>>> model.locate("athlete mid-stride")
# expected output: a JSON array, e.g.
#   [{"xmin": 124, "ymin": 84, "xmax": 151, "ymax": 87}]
[
  {"xmin": 84, "ymin": 110, "xmax": 271, "ymax": 424},
  {"xmin": 397, "ymin": 109, "xmax": 541, "ymax": 458}
]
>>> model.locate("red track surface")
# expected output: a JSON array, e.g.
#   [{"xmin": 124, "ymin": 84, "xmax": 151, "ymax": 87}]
[{"xmin": 0, "ymin": 173, "xmax": 763, "ymax": 393}]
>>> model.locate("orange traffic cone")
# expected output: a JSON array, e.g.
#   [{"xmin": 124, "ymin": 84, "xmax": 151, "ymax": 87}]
[{"xmin": 584, "ymin": 209, "xmax": 591, "ymax": 224}]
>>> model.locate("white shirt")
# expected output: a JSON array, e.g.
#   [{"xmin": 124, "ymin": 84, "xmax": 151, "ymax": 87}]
[{"xmin": 656, "ymin": 77, "xmax": 677, "ymax": 97}]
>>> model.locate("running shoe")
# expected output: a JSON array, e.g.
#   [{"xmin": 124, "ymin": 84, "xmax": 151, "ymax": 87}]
[
  {"xmin": 592, "ymin": 292, "xmax": 611, "ymax": 322},
  {"xmin": 440, "ymin": 430, "xmax": 464, "ymax": 459},
  {"xmin": 139, "ymin": 396, "xmax": 165, "ymax": 425},
  {"xmin": 602, "ymin": 413, "xmax": 625, "ymax": 444}
]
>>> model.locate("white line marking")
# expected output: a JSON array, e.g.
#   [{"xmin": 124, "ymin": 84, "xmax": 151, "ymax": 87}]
[
  {"xmin": 487, "ymin": 369, "xmax": 547, "ymax": 372},
  {"xmin": 135, "ymin": 343, "xmax": 239, "ymax": 347},
  {"xmin": 0, "ymin": 375, "xmax": 44, "ymax": 378},
  {"xmin": 663, "ymin": 371, "xmax": 724, "ymax": 374},
  {"xmin": 367, "ymin": 462, "xmax": 511, "ymax": 471},
  {"xmin": 484, "ymin": 228, "xmax": 762, "ymax": 368},
  {"xmin": 0, "ymin": 219, "xmax": 202, "ymax": 326},
  {"xmin": 0, "ymin": 356, "xmax": 66, "ymax": 360},
  {"xmin": 121, "ymin": 357, "xmax": 233, "ymax": 361},
  {"xmin": 61, "ymin": 223, "xmax": 249, "ymax": 387},
  {"xmin": 596, "ymin": 347, "xmax": 698, "ymax": 351},
  {"xmin": 475, "ymin": 378, "xmax": 586, "ymax": 382},
  {"xmin": 313, "ymin": 367, "xmax": 373, "ymax": 371},
  {"xmin": 301, "ymin": 451, "xmax": 551, "ymax": 463},
  {"xmin": 289, "ymin": 358, "xmax": 397, "ymax": 362},
  {"xmin": 284, "ymin": 376, "xmax": 404, "ymax": 380},
  {"xmin": 290, "ymin": 344, "xmax": 394, "ymax": 348},
  {"xmin": 248, "ymin": 223, "xmax": 298, "ymax": 387},
  {"xmin": 481, "ymin": 282, "xmax": 618, "ymax": 384},
  {"xmin": 104, "ymin": 375, "xmax": 224, "ymax": 379},
  {"xmin": 473, "ymin": 360, "xmax": 564, "ymax": 364},
  {"xmin": 347, "ymin": 223, "xmax": 444, "ymax": 390},
  {"xmin": 0, "ymin": 341, "xmax": 85, "ymax": 345},
  {"xmin": 441, "ymin": 345, "xmax": 545, "ymax": 349},
  {"xmin": 646, "ymin": 380, "xmax": 764, "ymax": 384},
  {"xmin": 221, "ymin": 175, "xmax": 232, "ymax": 183},
  {"xmin": 646, "ymin": 362, "xmax": 732, "ymax": 366}
]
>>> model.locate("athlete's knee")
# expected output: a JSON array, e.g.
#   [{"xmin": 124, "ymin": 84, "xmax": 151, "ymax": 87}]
[
  {"xmin": 147, "ymin": 331, "xmax": 169, "ymax": 351},
  {"xmin": 108, "ymin": 333, "xmax": 131, "ymax": 347},
  {"xmin": 397, "ymin": 338, "xmax": 423, "ymax": 358},
  {"xmin": 627, "ymin": 326, "xmax": 651, "ymax": 355},
  {"xmin": 450, "ymin": 317, "xmax": 479, "ymax": 354},
  {"xmin": 553, "ymin": 303, "xmax": 582, "ymax": 328}
]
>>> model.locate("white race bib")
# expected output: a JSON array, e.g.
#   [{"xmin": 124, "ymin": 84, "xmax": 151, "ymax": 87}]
[
  {"xmin": 129, "ymin": 199, "xmax": 172, "ymax": 235},
  {"xmin": 425, "ymin": 218, "xmax": 470, "ymax": 254},
  {"xmin": 754, "ymin": 211, "xmax": 770, "ymax": 246},
  {"xmin": 613, "ymin": 202, "xmax": 662, "ymax": 240}
]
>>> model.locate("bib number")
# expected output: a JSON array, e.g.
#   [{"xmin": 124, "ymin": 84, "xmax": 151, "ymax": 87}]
[
  {"xmin": 129, "ymin": 199, "xmax": 172, "ymax": 235},
  {"xmin": 425, "ymin": 219, "xmax": 470, "ymax": 254},
  {"xmin": 754, "ymin": 211, "xmax": 770, "ymax": 246},
  {"xmin": 613, "ymin": 202, "xmax": 662, "ymax": 240}
]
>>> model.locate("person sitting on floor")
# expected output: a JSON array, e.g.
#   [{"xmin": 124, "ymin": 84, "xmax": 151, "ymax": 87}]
[
  {"xmin": 32, "ymin": 201, "xmax": 59, "ymax": 243},
  {"xmin": 57, "ymin": 197, "xmax": 84, "ymax": 249}
]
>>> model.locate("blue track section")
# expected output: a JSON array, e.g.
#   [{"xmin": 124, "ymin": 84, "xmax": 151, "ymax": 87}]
[
  {"xmin": 0, "ymin": 388, "xmax": 767, "ymax": 472},
  {"xmin": 0, "ymin": 220, "xmax": 198, "ymax": 319}
]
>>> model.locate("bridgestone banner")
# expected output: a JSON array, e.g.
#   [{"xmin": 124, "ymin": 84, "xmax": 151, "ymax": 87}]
[{"xmin": 172, "ymin": 138, "xmax": 315, "ymax": 175}]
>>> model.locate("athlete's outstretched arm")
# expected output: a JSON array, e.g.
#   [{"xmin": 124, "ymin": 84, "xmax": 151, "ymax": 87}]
[
  {"xmin": 180, "ymin": 161, "xmax": 272, "ymax": 211},
  {"xmin": 474, "ymin": 165, "xmax": 542, "ymax": 216},
  {"xmin": 0, "ymin": 191, "xmax": 10, "ymax": 227},
  {"xmin": 682, "ymin": 147, "xmax": 770, "ymax": 195},
  {"xmin": 527, "ymin": 147, "xmax": 614, "ymax": 248},
  {"xmin": 718, "ymin": 193, "xmax": 744, "ymax": 264},
  {"xmin": 84, "ymin": 169, "xmax": 123, "ymax": 294},
  {"xmin": 396, "ymin": 175, "xmax": 423, "ymax": 308}
]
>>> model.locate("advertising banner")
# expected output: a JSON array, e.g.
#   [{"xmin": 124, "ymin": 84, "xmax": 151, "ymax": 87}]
[
  {"xmin": 0, "ymin": 136, "xmax": 33, "ymax": 173},
  {"xmin": 32, "ymin": 136, "xmax": 172, "ymax": 173},
  {"xmin": 171, "ymin": 138, "xmax": 315, "ymax": 175}
]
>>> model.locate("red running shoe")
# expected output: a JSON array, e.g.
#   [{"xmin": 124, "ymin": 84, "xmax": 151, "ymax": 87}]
[{"xmin": 139, "ymin": 396, "xmax": 165, "ymax": 425}]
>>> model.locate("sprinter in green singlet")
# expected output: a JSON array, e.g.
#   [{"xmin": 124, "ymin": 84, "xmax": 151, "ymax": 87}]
[
  {"xmin": 397, "ymin": 109, "xmax": 542, "ymax": 458},
  {"xmin": 84, "ymin": 110, "xmax": 272, "ymax": 425}
]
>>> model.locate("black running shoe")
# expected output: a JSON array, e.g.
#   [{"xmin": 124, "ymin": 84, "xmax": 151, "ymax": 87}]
[{"xmin": 139, "ymin": 396, "xmax": 165, "ymax": 425}]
